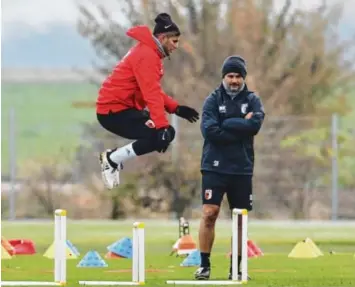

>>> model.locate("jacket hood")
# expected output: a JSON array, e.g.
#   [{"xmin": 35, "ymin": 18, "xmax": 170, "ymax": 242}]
[{"xmin": 126, "ymin": 25, "xmax": 162, "ymax": 56}]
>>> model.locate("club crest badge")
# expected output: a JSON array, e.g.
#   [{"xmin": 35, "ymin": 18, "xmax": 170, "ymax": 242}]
[
  {"xmin": 219, "ymin": 105, "xmax": 226, "ymax": 113},
  {"xmin": 241, "ymin": 103, "xmax": 248, "ymax": 114},
  {"xmin": 204, "ymin": 189, "xmax": 213, "ymax": 200}
]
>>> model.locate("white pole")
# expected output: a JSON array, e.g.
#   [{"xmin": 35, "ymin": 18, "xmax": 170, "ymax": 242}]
[
  {"xmin": 132, "ymin": 223, "xmax": 139, "ymax": 282},
  {"xmin": 54, "ymin": 209, "xmax": 66, "ymax": 284},
  {"xmin": 9, "ymin": 107, "xmax": 16, "ymax": 220},
  {"xmin": 241, "ymin": 211, "xmax": 248, "ymax": 282},
  {"xmin": 231, "ymin": 209, "xmax": 238, "ymax": 281},
  {"xmin": 60, "ymin": 212, "xmax": 67, "ymax": 283},
  {"xmin": 54, "ymin": 212, "xmax": 60, "ymax": 282},
  {"xmin": 331, "ymin": 114, "xmax": 339, "ymax": 221},
  {"xmin": 138, "ymin": 223, "xmax": 145, "ymax": 283}
]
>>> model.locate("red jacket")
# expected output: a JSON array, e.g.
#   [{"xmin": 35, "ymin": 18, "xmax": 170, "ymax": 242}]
[{"xmin": 96, "ymin": 25, "xmax": 179, "ymax": 129}]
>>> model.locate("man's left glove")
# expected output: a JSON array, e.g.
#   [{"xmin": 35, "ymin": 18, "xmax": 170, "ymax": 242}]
[{"xmin": 175, "ymin": 105, "xmax": 200, "ymax": 123}]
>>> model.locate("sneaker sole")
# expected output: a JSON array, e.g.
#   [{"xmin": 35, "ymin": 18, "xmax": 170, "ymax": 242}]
[
  {"xmin": 99, "ymin": 152, "xmax": 114, "ymax": 190},
  {"xmin": 195, "ymin": 276, "xmax": 210, "ymax": 280}
]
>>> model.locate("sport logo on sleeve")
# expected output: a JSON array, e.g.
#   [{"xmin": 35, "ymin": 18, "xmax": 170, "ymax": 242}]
[{"xmin": 204, "ymin": 189, "xmax": 213, "ymax": 200}]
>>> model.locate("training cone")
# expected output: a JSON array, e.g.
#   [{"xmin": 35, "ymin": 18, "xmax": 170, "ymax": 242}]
[
  {"xmin": 177, "ymin": 235, "xmax": 197, "ymax": 256},
  {"xmin": 1, "ymin": 236, "xmax": 15, "ymax": 256},
  {"xmin": 288, "ymin": 240, "xmax": 320, "ymax": 258},
  {"xmin": 1, "ymin": 245, "xmax": 12, "ymax": 259},
  {"xmin": 107, "ymin": 237, "xmax": 132, "ymax": 259},
  {"xmin": 226, "ymin": 248, "xmax": 257, "ymax": 259},
  {"xmin": 304, "ymin": 237, "xmax": 323, "ymax": 256},
  {"xmin": 248, "ymin": 239, "xmax": 264, "ymax": 256},
  {"xmin": 180, "ymin": 249, "xmax": 200, "ymax": 267},
  {"xmin": 105, "ymin": 251, "xmax": 124, "ymax": 259},
  {"xmin": 170, "ymin": 238, "xmax": 180, "ymax": 256},
  {"xmin": 248, "ymin": 247, "xmax": 256, "ymax": 258},
  {"xmin": 43, "ymin": 241, "xmax": 78, "ymax": 259},
  {"xmin": 225, "ymin": 238, "xmax": 263, "ymax": 258},
  {"xmin": 8, "ymin": 239, "xmax": 36, "ymax": 255},
  {"xmin": 77, "ymin": 250, "xmax": 108, "ymax": 268},
  {"xmin": 66, "ymin": 240, "xmax": 80, "ymax": 256}
]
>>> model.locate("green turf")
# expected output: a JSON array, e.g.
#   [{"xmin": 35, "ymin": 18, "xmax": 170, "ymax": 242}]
[
  {"xmin": 2, "ymin": 220, "xmax": 355, "ymax": 286},
  {"xmin": 1, "ymin": 82, "xmax": 97, "ymax": 173}
]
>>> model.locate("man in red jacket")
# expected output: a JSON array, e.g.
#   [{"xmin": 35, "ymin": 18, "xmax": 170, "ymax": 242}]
[{"xmin": 96, "ymin": 13, "xmax": 199, "ymax": 189}]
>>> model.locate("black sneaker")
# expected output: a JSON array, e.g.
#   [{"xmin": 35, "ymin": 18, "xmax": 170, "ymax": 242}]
[
  {"xmin": 228, "ymin": 272, "xmax": 251, "ymax": 281},
  {"xmin": 194, "ymin": 267, "xmax": 211, "ymax": 280}
]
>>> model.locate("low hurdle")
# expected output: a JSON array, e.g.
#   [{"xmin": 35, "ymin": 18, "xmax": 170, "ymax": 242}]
[
  {"xmin": 79, "ymin": 222, "xmax": 145, "ymax": 286},
  {"xmin": 1, "ymin": 209, "xmax": 67, "ymax": 286},
  {"xmin": 166, "ymin": 208, "xmax": 248, "ymax": 285}
]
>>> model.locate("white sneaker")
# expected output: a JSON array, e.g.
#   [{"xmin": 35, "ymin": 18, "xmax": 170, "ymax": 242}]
[{"xmin": 99, "ymin": 150, "xmax": 122, "ymax": 189}]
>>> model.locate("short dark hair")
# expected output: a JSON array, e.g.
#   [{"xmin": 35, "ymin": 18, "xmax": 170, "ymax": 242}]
[{"xmin": 153, "ymin": 30, "xmax": 181, "ymax": 38}]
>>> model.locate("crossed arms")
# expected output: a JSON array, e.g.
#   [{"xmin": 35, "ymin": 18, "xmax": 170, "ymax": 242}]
[{"xmin": 200, "ymin": 94, "xmax": 265, "ymax": 144}]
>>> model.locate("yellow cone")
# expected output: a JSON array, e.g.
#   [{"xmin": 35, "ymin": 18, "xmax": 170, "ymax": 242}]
[
  {"xmin": 43, "ymin": 242, "xmax": 78, "ymax": 259},
  {"xmin": 288, "ymin": 241, "xmax": 320, "ymax": 258},
  {"xmin": 1, "ymin": 245, "xmax": 12, "ymax": 259},
  {"xmin": 305, "ymin": 237, "xmax": 323, "ymax": 256}
]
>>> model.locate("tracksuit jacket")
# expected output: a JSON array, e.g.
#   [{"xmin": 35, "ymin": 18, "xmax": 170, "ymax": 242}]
[
  {"xmin": 200, "ymin": 84, "xmax": 265, "ymax": 175},
  {"xmin": 96, "ymin": 25, "xmax": 178, "ymax": 129}
]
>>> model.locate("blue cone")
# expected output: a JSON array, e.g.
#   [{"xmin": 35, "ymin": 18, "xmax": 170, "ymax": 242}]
[
  {"xmin": 107, "ymin": 237, "xmax": 132, "ymax": 259},
  {"xmin": 180, "ymin": 249, "xmax": 200, "ymax": 267},
  {"xmin": 77, "ymin": 250, "xmax": 108, "ymax": 268}
]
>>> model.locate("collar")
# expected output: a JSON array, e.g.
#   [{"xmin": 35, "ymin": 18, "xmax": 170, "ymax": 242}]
[{"xmin": 152, "ymin": 36, "xmax": 168, "ymax": 58}]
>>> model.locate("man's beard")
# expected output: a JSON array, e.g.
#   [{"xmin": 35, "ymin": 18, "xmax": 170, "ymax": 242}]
[
  {"xmin": 222, "ymin": 80, "xmax": 245, "ymax": 97},
  {"xmin": 163, "ymin": 46, "xmax": 170, "ymax": 57},
  {"xmin": 228, "ymin": 84, "xmax": 240, "ymax": 91}
]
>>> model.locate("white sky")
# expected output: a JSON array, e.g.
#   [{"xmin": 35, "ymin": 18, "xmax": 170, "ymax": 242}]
[{"xmin": 1, "ymin": 0, "xmax": 354, "ymax": 40}]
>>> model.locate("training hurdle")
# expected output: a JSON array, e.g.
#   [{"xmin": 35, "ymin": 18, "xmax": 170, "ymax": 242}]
[
  {"xmin": 1, "ymin": 209, "xmax": 67, "ymax": 286},
  {"xmin": 166, "ymin": 208, "xmax": 248, "ymax": 285},
  {"xmin": 79, "ymin": 222, "xmax": 145, "ymax": 286}
]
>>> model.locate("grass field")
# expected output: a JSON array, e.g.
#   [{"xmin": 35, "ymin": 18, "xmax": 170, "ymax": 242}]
[
  {"xmin": 1, "ymin": 220, "xmax": 355, "ymax": 286},
  {"xmin": 1, "ymin": 82, "xmax": 97, "ymax": 173}
]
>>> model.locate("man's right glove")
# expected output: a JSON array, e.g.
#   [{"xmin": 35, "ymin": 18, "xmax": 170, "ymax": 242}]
[
  {"xmin": 175, "ymin": 105, "xmax": 199, "ymax": 123},
  {"xmin": 156, "ymin": 126, "xmax": 175, "ymax": 153}
]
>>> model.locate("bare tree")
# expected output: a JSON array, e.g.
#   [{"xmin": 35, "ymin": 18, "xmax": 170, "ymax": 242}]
[{"xmin": 75, "ymin": 0, "xmax": 355, "ymax": 219}]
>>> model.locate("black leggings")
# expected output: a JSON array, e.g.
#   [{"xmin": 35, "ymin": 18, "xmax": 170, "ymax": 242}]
[{"xmin": 97, "ymin": 109, "xmax": 175, "ymax": 155}]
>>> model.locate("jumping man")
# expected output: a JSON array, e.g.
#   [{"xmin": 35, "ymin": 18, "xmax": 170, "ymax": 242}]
[{"xmin": 96, "ymin": 13, "xmax": 199, "ymax": 189}]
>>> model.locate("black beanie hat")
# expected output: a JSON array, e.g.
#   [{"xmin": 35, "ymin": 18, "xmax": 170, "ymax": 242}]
[
  {"xmin": 153, "ymin": 13, "xmax": 181, "ymax": 36},
  {"xmin": 221, "ymin": 55, "xmax": 247, "ymax": 79}
]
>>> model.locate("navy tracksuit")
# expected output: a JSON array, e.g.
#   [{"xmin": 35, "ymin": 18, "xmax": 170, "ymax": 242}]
[{"xmin": 200, "ymin": 84, "xmax": 265, "ymax": 210}]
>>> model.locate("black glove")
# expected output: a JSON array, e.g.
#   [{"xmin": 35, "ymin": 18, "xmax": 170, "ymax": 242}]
[
  {"xmin": 156, "ymin": 126, "xmax": 175, "ymax": 153},
  {"xmin": 175, "ymin": 105, "xmax": 199, "ymax": 123}
]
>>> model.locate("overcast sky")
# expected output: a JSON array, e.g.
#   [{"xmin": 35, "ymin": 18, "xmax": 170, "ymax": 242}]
[
  {"xmin": 2, "ymin": 0, "xmax": 354, "ymax": 40},
  {"xmin": 1, "ymin": 0, "xmax": 354, "ymax": 68}
]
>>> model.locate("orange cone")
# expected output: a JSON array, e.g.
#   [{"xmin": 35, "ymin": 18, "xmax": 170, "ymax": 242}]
[
  {"xmin": 247, "ymin": 240, "xmax": 263, "ymax": 256},
  {"xmin": 1, "ymin": 236, "xmax": 15, "ymax": 256},
  {"xmin": 105, "ymin": 251, "xmax": 124, "ymax": 259},
  {"xmin": 247, "ymin": 246, "xmax": 256, "ymax": 258},
  {"xmin": 177, "ymin": 234, "xmax": 197, "ymax": 256},
  {"xmin": 225, "ymin": 239, "xmax": 263, "ymax": 258}
]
